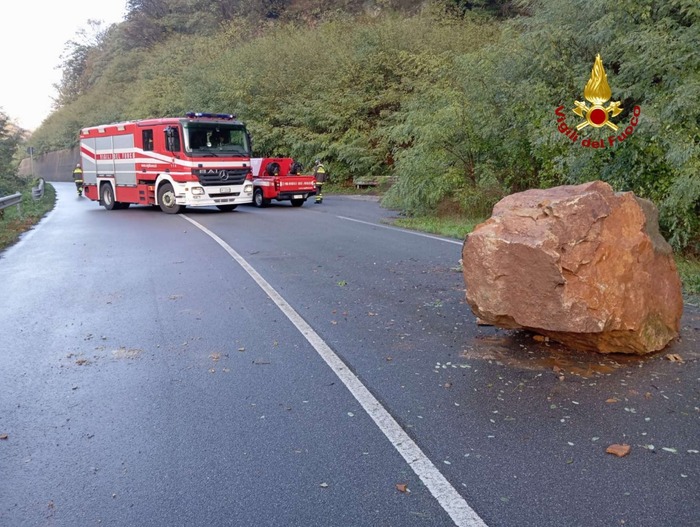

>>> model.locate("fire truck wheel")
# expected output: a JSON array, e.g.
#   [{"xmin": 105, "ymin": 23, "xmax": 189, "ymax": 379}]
[
  {"xmin": 254, "ymin": 188, "xmax": 269, "ymax": 208},
  {"xmin": 158, "ymin": 182, "xmax": 183, "ymax": 214},
  {"xmin": 216, "ymin": 205, "xmax": 237, "ymax": 212},
  {"xmin": 100, "ymin": 183, "xmax": 116, "ymax": 210},
  {"xmin": 291, "ymin": 199, "xmax": 305, "ymax": 207}
]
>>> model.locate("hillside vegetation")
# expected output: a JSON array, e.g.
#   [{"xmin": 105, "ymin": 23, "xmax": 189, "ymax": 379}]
[{"xmin": 5, "ymin": 0, "xmax": 699, "ymax": 255}]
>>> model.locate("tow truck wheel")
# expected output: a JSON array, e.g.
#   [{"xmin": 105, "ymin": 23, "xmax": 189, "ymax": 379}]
[
  {"xmin": 216, "ymin": 205, "xmax": 237, "ymax": 212},
  {"xmin": 158, "ymin": 182, "xmax": 183, "ymax": 214},
  {"xmin": 291, "ymin": 199, "xmax": 305, "ymax": 207},
  {"xmin": 254, "ymin": 188, "xmax": 269, "ymax": 208},
  {"xmin": 101, "ymin": 183, "xmax": 116, "ymax": 211}
]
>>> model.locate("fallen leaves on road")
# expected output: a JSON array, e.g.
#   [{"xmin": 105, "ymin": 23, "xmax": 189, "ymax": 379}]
[
  {"xmin": 606, "ymin": 444, "xmax": 631, "ymax": 457},
  {"xmin": 0, "ymin": 434, "xmax": 8, "ymax": 440},
  {"xmin": 664, "ymin": 353, "xmax": 684, "ymax": 363},
  {"xmin": 396, "ymin": 483, "xmax": 409, "ymax": 493}
]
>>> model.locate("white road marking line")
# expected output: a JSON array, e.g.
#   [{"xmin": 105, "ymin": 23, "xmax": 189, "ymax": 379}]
[
  {"xmin": 181, "ymin": 214, "xmax": 488, "ymax": 527},
  {"xmin": 336, "ymin": 216, "xmax": 464, "ymax": 246}
]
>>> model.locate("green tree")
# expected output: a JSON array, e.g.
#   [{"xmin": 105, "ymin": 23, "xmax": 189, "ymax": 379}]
[{"xmin": 0, "ymin": 110, "xmax": 25, "ymax": 195}]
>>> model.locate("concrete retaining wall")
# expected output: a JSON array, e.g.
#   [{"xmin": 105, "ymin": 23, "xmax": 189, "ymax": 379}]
[{"xmin": 18, "ymin": 147, "xmax": 80, "ymax": 182}]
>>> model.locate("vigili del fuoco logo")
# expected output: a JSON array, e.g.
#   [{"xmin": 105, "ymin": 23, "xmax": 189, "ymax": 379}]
[{"xmin": 555, "ymin": 54, "xmax": 641, "ymax": 149}]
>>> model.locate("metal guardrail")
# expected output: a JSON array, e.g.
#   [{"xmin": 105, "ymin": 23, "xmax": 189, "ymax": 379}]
[
  {"xmin": 32, "ymin": 178, "xmax": 45, "ymax": 201},
  {"xmin": 0, "ymin": 192, "xmax": 22, "ymax": 216},
  {"xmin": 353, "ymin": 175, "xmax": 398, "ymax": 189},
  {"xmin": 0, "ymin": 179, "xmax": 45, "ymax": 218}
]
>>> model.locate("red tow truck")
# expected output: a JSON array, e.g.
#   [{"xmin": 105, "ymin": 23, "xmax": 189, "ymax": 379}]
[{"xmin": 250, "ymin": 158, "xmax": 317, "ymax": 207}]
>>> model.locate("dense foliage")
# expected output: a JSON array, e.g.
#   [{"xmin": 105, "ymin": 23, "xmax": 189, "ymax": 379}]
[
  {"xmin": 20, "ymin": 0, "xmax": 700, "ymax": 254},
  {"xmin": 0, "ymin": 110, "xmax": 26, "ymax": 196}
]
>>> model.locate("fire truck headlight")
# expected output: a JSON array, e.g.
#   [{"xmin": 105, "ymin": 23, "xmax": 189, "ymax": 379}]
[
  {"xmin": 191, "ymin": 187, "xmax": 205, "ymax": 196},
  {"xmin": 243, "ymin": 183, "xmax": 253, "ymax": 194}
]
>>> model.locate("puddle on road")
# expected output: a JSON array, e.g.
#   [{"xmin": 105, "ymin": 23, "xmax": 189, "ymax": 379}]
[
  {"xmin": 461, "ymin": 332, "xmax": 654, "ymax": 378},
  {"xmin": 461, "ymin": 304, "xmax": 700, "ymax": 378}
]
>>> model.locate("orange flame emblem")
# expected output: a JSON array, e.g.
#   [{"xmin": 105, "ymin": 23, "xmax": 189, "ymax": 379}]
[{"xmin": 572, "ymin": 55, "xmax": 622, "ymax": 131}]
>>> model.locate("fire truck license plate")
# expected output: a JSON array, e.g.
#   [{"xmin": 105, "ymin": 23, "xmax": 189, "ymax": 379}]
[
  {"xmin": 294, "ymin": 194, "xmax": 302, "ymax": 199},
  {"xmin": 220, "ymin": 187, "xmax": 231, "ymax": 193}
]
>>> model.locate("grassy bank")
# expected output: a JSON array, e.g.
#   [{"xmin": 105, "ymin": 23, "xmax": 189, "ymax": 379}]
[{"xmin": 0, "ymin": 182, "xmax": 56, "ymax": 253}]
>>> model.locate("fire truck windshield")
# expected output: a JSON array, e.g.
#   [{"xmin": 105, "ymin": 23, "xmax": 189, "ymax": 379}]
[{"xmin": 183, "ymin": 123, "xmax": 250, "ymax": 157}]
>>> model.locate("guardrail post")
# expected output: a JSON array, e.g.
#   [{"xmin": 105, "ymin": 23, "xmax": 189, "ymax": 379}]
[{"xmin": 32, "ymin": 178, "xmax": 45, "ymax": 201}]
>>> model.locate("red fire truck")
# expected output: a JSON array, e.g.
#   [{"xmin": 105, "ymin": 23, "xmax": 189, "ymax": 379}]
[
  {"xmin": 80, "ymin": 112, "xmax": 254, "ymax": 213},
  {"xmin": 250, "ymin": 158, "xmax": 317, "ymax": 207}
]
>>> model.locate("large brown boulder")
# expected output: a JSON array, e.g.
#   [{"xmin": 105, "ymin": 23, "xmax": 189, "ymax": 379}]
[{"xmin": 462, "ymin": 181, "xmax": 683, "ymax": 354}]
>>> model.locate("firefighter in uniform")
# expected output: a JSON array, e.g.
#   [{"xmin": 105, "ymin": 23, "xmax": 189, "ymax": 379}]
[
  {"xmin": 72, "ymin": 163, "xmax": 84, "ymax": 196},
  {"xmin": 313, "ymin": 160, "xmax": 327, "ymax": 204}
]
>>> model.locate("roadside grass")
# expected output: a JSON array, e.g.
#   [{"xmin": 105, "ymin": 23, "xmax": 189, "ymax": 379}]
[
  {"xmin": 0, "ymin": 182, "xmax": 56, "ymax": 253},
  {"xmin": 391, "ymin": 214, "xmax": 700, "ymax": 299},
  {"xmin": 392, "ymin": 215, "xmax": 485, "ymax": 241},
  {"xmin": 675, "ymin": 256, "xmax": 700, "ymax": 302}
]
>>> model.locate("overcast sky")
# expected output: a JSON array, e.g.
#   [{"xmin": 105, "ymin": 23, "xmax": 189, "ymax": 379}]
[{"xmin": 1, "ymin": 1, "xmax": 127, "ymax": 131}]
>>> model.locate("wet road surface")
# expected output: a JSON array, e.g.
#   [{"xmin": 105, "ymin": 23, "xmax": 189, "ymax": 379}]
[{"xmin": 1, "ymin": 183, "xmax": 698, "ymax": 526}]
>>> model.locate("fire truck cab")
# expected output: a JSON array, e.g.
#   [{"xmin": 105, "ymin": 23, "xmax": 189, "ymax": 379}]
[{"xmin": 80, "ymin": 112, "xmax": 254, "ymax": 213}]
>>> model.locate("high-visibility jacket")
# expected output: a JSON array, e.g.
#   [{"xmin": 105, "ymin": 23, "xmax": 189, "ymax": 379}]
[
  {"xmin": 314, "ymin": 164, "xmax": 327, "ymax": 183},
  {"xmin": 73, "ymin": 167, "xmax": 83, "ymax": 180}
]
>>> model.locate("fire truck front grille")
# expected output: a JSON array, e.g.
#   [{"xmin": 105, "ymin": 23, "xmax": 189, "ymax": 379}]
[{"xmin": 195, "ymin": 168, "xmax": 248, "ymax": 186}]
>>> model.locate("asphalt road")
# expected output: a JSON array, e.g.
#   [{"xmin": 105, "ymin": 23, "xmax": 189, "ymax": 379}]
[{"xmin": 1, "ymin": 183, "xmax": 698, "ymax": 527}]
